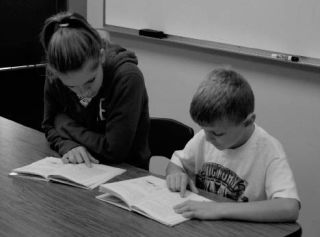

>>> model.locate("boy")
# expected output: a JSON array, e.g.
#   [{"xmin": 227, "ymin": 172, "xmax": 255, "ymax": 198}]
[
  {"xmin": 166, "ymin": 68, "xmax": 300, "ymax": 222},
  {"xmin": 40, "ymin": 12, "xmax": 150, "ymax": 169}
]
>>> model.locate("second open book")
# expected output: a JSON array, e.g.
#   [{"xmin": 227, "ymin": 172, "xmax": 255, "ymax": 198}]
[{"xmin": 96, "ymin": 175, "xmax": 210, "ymax": 226}]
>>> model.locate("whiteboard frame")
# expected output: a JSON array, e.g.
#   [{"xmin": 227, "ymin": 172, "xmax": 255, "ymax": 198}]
[
  {"xmin": 102, "ymin": 24, "xmax": 320, "ymax": 69},
  {"xmin": 102, "ymin": 1, "xmax": 320, "ymax": 69}
]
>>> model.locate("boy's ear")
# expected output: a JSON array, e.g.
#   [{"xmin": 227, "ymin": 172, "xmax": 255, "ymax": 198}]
[
  {"xmin": 243, "ymin": 113, "xmax": 256, "ymax": 127},
  {"xmin": 100, "ymin": 48, "xmax": 106, "ymax": 64}
]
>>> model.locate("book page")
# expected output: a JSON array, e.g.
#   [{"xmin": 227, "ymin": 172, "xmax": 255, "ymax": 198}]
[
  {"xmin": 48, "ymin": 163, "xmax": 126, "ymax": 189},
  {"xmin": 132, "ymin": 188, "xmax": 210, "ymax": 226},
  {"xmin": 11, "ymin": 157, "xmax": 63, "ymax": 179},
  {"xmin": 99, "ymin": 176, "xmax": 167, "ymax": 207},
  {"xmin": 96, "ymin": 193, "xmax": 131, "ymax": 211},
  {"xmin": 98, "ymin": 175, "xmax": 211, "ymax": 226}
]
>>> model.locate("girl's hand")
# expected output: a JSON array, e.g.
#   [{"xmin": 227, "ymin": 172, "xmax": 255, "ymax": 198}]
[{"xmin": 62, "ymin": 146, "xmax": 99, "ymax": 167}]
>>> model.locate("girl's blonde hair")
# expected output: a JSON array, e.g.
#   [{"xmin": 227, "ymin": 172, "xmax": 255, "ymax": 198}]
[{"xmin": 40, "ymin": 12, "xmax": 103, "ymax": 73}]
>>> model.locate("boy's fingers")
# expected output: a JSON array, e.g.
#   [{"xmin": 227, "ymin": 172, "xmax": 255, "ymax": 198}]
[
  {"xmin": 180, "ymin": 177, "xmax": 187, "ymax": 197},
  {"xmin": 166, "ymin": 176, "xmax": 175, "ymax": 191},
  {"xmin": 175, "ymin": 176, "xmax": 181, "ymax": 191},
  {"xmin": 189, "ymin": 179, "xmax": 199, "ymax": 193},
  {"xmin": 166, "ymin": 176, "xmax": 170, "ymax": 189},
  {"xmin": 173, "ymin": 200, "xmax": 188, "ymax": 210}
]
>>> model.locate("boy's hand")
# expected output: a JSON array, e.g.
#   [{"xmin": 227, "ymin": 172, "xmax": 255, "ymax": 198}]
[
  {"xmin": 174, "ymin": 200, "xmax": 221, "ymax": 220},
  {"xmin": 62, "ymin": 146, "xmax": 99, "ymax": 168},
  {"xmin": 166, "ymin": 172, "xmax": 198, "ymax": 197}
]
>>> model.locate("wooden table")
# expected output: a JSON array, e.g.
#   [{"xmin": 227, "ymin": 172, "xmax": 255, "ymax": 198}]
[{"xmin": 0, "ymin": 116, "xmax": 302, "ymax": 237}]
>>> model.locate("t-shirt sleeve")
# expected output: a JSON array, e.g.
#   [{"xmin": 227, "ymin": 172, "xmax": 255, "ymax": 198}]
[
  {"xmin": 265, "ymin": 156, "xmax": 300, "ymax": 202},
  {"xmin": 170, "ymin": 131, "xmax": 204, "ymax": 175}
]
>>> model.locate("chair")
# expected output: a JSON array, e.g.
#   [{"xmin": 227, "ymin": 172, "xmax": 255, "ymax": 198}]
[{"xmin": 148, "ymin": 117, "xmax": 194, "ymax": 175}]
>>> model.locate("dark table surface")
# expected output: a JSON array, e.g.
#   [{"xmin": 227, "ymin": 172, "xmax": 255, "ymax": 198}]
[{"xmin": 0, "ymin": 116, "xmax": 302, "ymax": 237}]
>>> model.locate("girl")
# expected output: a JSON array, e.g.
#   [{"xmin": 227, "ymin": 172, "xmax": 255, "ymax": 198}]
[{"xmin": 40, "ymin": 12, "xmax": 150, "ymax": 169}]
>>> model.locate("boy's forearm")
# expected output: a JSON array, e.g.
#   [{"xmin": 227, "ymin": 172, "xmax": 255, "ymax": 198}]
[{"xmin": 215, "ymin": 198, "xmax": 299, "ymax": 222}]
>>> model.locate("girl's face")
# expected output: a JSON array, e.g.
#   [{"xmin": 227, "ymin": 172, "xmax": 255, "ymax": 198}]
[{"xmin": 57, "ymin": 51, "xmax": 105, "ymax": 99}]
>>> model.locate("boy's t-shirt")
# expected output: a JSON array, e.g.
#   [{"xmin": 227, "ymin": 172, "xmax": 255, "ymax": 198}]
[{"xmin": 171, "ymin": 124, "xmax": 300, "ymax": 202}]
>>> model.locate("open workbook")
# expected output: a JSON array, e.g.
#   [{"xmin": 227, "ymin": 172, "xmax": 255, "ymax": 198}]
[
  {"xmin": 9, "ymin": 157, "xmax": 126, "ymax": 189},
  {"xmin": 96, "ymin": 175, "xmax": 210, "ymax": 226}
]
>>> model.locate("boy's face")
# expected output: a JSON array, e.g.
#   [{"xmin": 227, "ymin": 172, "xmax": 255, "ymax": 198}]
[
  {"xmin": 202, "ymin": 118, "xmax": 253, "ymax": 150},
  {"xmin": 56, "ymin": 49, "xmax": 106, "ymax": 99}
]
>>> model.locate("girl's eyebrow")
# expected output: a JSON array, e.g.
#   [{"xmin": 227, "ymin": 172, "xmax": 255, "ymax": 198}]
[
  {"xmin": 89, "ymin": 60, "xmax": 99, "ymax": 71},
  {"xmin": 66, "ymin": 76, "xmax": 96, "ymax": 89},
  {"xmin": 84, "ymin": 76, "xmax": 96, "ymax": 85}
]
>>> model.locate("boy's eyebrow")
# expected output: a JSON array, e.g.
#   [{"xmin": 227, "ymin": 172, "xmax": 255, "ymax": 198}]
[
  {"xmin": 210, "ymin": 130, "xmax": 224, "ymax": 136},
  {"xmin": 203, "ymin": 127, "xmax": 224, "ymax": 136}
]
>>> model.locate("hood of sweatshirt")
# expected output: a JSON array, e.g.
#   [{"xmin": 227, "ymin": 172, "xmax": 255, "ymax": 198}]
[
  {"xmin": 44, "ymin": 42, "xmax": 139, "ymax": 112},
  {"xmin": 103, "ymin": 42, "xmax": 138, "ymax": 74}
]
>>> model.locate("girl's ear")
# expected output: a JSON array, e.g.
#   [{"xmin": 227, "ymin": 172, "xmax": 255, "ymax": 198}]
[
  {"xmin": 47, "ymin": 65, "xmax": 60, "ymax": 77},
  {"xmin": 100, "ymin": 48, "xmax": 106, "ymax": 64},
  {"xmin": 243, "ymin": 113, "xmax": 256, "ymax": 127}
]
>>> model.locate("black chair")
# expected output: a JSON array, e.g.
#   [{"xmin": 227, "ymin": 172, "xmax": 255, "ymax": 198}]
[
  {"xmin": 148, "ymin": 117, "xmax": 194, "ymax": 174},
  {"xmin": 149, "ymin": 117, "xmax": 194, "ymax": 158}
]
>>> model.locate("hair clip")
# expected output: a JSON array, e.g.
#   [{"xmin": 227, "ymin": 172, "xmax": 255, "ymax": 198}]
[{"xmin": 59, "ymin": 23, "xmax": 69, "ymax": 28}]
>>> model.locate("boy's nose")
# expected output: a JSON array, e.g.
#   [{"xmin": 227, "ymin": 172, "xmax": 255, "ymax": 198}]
[{"xmin": 205, "ymin": 134, "xmax": 216, "ymax": 143}]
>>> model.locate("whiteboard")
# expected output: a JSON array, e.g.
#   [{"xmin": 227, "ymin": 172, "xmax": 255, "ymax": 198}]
[{"xmin": 104, "ymin": 0, "xmax": 320, "ymax": 60}]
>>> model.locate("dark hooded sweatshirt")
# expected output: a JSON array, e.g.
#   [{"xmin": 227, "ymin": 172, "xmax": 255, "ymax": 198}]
[{"xmin": 42, "ymin": 43, "xmax": 151, "ymax": 169}]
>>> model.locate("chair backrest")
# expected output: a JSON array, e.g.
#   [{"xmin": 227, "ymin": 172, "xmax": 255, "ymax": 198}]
[{"xmin": 149, "ymin": 117, "xmax": 194, "ymax": 159}]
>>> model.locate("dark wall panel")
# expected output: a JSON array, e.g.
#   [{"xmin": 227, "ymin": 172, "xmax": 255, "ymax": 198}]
[
  {"xmin": 0, "ymin": 0, "xmax": 67, "ymax": 67},
  {"xmin": 0, "ymin": 0, "xmax": 67, "ymax": 131},
  {"xmin": 0, "ymin": 67, "xmax": 46, "ymax": 131}
]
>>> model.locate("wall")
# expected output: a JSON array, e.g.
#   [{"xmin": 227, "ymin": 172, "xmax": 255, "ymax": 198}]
[
  {"xmin": 87, "ymin": 1, "xmax": 320, "ymax": 236},
  {"xmin": 68, "ymin": 0, "xmax": 86, "ymax": 17},
  {"xmin": 104, "ymin": 0, "xmax": 320, "ymax": 59}
]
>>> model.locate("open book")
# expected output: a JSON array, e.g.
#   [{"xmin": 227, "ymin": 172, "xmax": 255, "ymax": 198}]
[
  {"xmin": 96, "ymin": 175, "xmax": 210, "ymax": 226},
  {"xmin": 9, "ymin": 157, "xmax": 126, "ymax": 189}
]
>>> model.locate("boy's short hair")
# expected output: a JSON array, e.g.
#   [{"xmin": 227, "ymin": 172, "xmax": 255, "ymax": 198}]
[{"xmin": 190, "ymin": 68, "xmax": 254, "ymax": 126}]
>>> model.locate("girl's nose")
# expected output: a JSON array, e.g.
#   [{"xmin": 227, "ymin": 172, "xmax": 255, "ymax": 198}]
[{"xmin": 78, "ymin": 86, "xmax": 91, "ymax": 97}]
